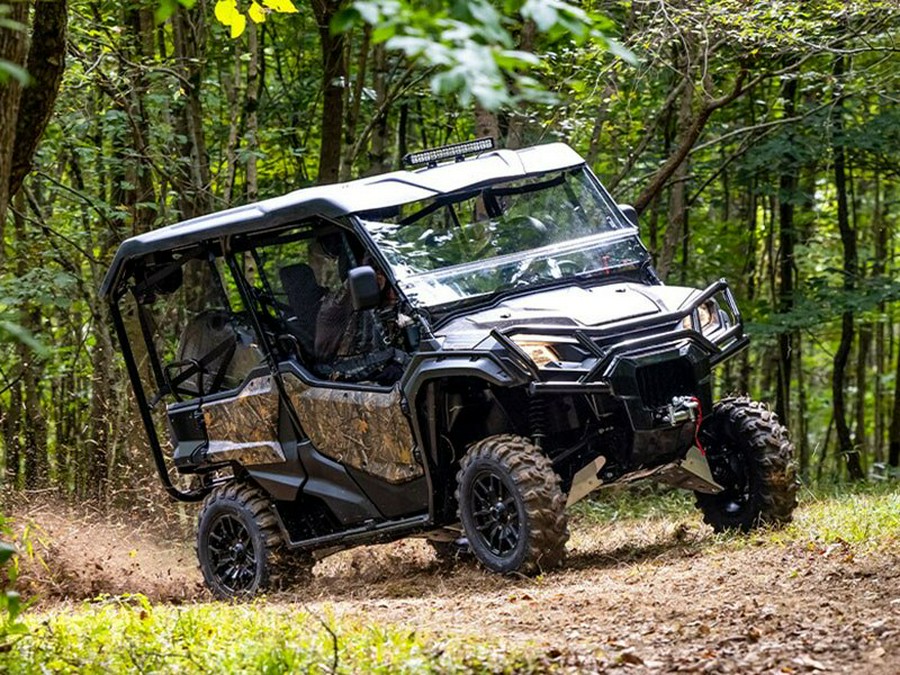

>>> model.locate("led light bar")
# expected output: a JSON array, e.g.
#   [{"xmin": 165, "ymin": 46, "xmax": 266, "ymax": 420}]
[{"xmin": 402, "ymin": 137, "xmax": 496, "ymax": 168}]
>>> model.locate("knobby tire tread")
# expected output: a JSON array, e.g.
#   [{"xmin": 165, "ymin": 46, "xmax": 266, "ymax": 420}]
[
  {"xmin": 697, "ymin": 396, "xmax": 799, "ymax": 532},
  {"xmin": 457, "ymin": 434, "xmax": 569, "ymax": 574},
  {"xmin": 198, "ymin": 482, "xmax": 308, "ymax": 597}
]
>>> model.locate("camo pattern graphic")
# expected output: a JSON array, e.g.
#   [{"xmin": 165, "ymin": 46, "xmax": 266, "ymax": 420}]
[
  {"xmin": 284, "ymin": 376, "xmax": 421, "ymax": 483},
  {"xmin": 202, "ymin": 376, "xmax": 285, "ymax": 465}
]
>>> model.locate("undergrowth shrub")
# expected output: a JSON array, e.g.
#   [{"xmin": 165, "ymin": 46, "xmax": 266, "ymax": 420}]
[{"xmin": 1, "ymin": 513, "xmax": 29, "ymax": 650}]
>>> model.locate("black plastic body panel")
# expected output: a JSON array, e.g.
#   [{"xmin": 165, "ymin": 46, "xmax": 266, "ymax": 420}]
[
  {"xmin": 346, "ymin": 468, "xmax": 428, "ymax": 519},
  {"xmin": 296, "ymin": 440, "xmax": 382, "ymax": 525},
  {"xmin": 169, "ymin": 401, "xmax": 207, "ymax": 470}
]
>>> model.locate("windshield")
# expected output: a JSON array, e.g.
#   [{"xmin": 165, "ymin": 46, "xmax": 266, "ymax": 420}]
[{"xmin": 359, "ymin": 167, "xmax": 650, "ymax": 308}]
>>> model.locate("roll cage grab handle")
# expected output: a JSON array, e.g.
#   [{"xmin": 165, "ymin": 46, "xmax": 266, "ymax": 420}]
[{"xmin": 109, "ymin": 298, "xmax": 209, "ymax": 502}]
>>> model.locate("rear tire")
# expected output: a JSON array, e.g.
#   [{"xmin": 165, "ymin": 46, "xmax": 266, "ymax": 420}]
[
  {"xmin": 197, "ymin": 483, "xmax": 306, "ymax": 599},
  {"xmin": 695, "ymin": 396, "xmax": 799, "ymax": 532},
  {"xmin": 456, "ymin": 434, "xmax": 568, "ymax": 574}
]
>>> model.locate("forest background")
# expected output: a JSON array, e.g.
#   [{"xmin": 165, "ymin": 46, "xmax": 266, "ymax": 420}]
[{"xmin": 0, "ymin": 0, "xmax": 898, "ymax": 505}]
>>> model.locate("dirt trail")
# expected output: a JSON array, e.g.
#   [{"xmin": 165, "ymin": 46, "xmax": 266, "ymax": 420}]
[{"xmin": 12, "ymin": 503, "xmax": 900, "ymax": 673}]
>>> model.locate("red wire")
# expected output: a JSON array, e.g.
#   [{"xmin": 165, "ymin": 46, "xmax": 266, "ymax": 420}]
[{"xmin": 690, "ymin": 396, "xmax": 705, "ymax": 456}]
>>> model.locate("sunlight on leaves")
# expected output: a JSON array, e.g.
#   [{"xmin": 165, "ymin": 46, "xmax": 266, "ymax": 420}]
[
  {"xmin": 248, "ymin": 1, "xmax": 267, "ymax": 24},
  {"xmin": 212, "ymin": 0, "xmax": 296, "ymax": 37}
]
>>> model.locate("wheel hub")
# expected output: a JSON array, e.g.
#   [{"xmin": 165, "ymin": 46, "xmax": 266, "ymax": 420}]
[
  {"xmin": 470, "ymin": 471, "xmax": 521, "ymax": 556},
  {"xmin": 491, "ymin": 501, "xmax": 510, "ymax": 522},
  {"xmin": 207, "ymin": 513, "xmax": 257, "ymax": 592}
]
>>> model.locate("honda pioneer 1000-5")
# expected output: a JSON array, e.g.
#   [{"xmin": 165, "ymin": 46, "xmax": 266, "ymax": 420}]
[{"xmin": 101, "ymin": 138, "xmax": 798, "ymax": 598}]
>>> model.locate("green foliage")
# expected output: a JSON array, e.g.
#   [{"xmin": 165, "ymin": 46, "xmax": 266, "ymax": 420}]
[
  {"xmin": 213, "ymin": 0, "xmax": 299, "ymax": 38},
  {"xmin": 749, "ymin": 276, "xmax": 900, "ymax": 337},
  {"xmin": 0, "ymin": 4, "xmax": 28, "ymax": 85},
  {"xmin": 332, "ymin": 0, "xmax": 633, "ymax": 110},
  {"xmin": 155, "ymin": 0, "xmax": 197, "ymax": 24},
  {"xmin": 0, "ymin": 515, "xmax": 28, "ymax": 649},
  {"xmin": 1, "ymin": 0, "xmax": 898, "ymax": 499},
  {"xmin": 4, "ymin": 597, "xmax": 547, "ymax": 673},
  {"xmin": 0, "ymin": 319, "xmax": 45, "ymax": 354},
  {"xmin": 572, "ymin": 482, "xmax": 900, "ymax": 556}
]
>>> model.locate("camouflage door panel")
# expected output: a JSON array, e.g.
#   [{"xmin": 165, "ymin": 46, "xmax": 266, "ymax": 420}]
[
  {"xmin": 201, "ymin": 375, "xmax": 285, "ymax": 465},
  {"xmin": 284, "ymin": 376, "xmax": 422, "ymax": 484}
]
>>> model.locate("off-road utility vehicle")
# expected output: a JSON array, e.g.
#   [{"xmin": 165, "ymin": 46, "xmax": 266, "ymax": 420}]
[{"xmin": 102, "ymin": 138, "xmax": 798, "ymax": 598}]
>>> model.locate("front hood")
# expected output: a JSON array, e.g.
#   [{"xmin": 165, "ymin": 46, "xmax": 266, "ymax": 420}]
[{"xmin": 437, "ymin": 282, "xmax": 699, "ymax": 349}]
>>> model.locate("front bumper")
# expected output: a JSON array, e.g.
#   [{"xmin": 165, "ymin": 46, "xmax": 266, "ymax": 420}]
[
  {"xmin": 496, "ymin": 279, "xmax": 747, "ymax": 417},
  {"xmin": 493, "ymin": 280, "xmax": 748, "ymax": 472}
]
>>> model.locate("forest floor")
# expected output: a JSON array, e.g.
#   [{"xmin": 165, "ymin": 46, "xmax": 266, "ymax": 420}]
[{"xmin": 10, "ymin": 488, "xmax": 900, "ymax": 673}]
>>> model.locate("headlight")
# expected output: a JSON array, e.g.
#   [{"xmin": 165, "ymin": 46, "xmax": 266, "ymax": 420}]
[
  {"xmin": 511, "ymin": 339, "xmax": 559, "ymax": 367},
  {"xmin": 682, "ymin": 300, "xmax": 721, "ymax": 333}
]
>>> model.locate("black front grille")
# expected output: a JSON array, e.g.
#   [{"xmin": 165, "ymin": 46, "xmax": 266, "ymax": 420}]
[{"xmin": 636, "ymin": 359, "xmax": 696, "ymax": 408}]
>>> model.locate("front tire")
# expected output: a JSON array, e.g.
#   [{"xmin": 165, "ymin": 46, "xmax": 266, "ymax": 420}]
[
  {"xmin": 456, "ymin": 434, "xmax": 568, "ymax": 574},
  {"xmin": 197, "ymin": 483, "xmax": 282, "ymax": 599},
  {"xmin": 695, "ymin": 396, "xmax": 799, "ymax": 532}
]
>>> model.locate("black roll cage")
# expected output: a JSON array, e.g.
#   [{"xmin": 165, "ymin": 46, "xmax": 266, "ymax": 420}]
[{"xmin": 108, "ymin": 215, "xmax": 416, "ymax": 502}]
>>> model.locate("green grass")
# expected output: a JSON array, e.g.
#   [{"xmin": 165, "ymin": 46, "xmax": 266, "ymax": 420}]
[
  {"xmin": 569, "ymin": 484, "xmax": 696, "ymax": 524},
  {"xmin": 573, "ymin": 481, "xmax": 900, "ymax": 553},
  {"xmin": 781, "ymin": 482, "xmax": 900, "ymax": 550},
  {"xmin": 4, "ymin": 596, "xmax": 553, "ymax": 674}
]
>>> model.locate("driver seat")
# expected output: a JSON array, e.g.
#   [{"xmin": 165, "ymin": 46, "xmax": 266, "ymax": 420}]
[{"xmin": 279, "ymin": 263, "xmax": 325, "ymax": 359}]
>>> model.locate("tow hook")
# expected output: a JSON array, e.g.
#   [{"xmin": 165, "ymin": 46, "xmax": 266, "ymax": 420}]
[{"xmin": 660, "ymin": 396, "xmax": 700, "ymax": 426}]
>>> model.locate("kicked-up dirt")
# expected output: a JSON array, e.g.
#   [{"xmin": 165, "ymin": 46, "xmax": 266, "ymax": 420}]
[{"xmin": 9, "ymin": 498, "xmax": 900, "ymax": 673}]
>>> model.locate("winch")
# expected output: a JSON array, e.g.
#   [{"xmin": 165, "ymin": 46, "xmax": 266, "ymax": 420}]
[{"xmin": 660, "ymin": 396, "xmax": 700, "ymax": 426}]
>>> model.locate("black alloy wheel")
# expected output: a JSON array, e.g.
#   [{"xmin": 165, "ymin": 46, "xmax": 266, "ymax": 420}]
[
  {"xmin": 457, "ymin": 434, "xmax": 568, "ymax": 574},
  {"xmin": 197, "ymin": 483, "xmax": 281, "ymax": 599},
  {"xmin": 469, "ymin": 471, "xmax": 521, "ymax": 557},
  {"xmin": 206, "ymin": 513, "xmax": 259, "ymax": 593}
]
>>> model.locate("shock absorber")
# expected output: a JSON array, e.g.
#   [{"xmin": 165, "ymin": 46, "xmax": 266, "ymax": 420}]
[{"xmin": 530, "ymin": 396, "xmax": 548, "ymax": 448}]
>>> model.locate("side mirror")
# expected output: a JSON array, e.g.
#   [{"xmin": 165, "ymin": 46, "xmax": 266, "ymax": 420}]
[
  {"xmin": 348, "ymin": 266, "xmax": 380, "ymax": 310},
  {"xmin": 618, "ymin": 204, "xmax": 639, "ymax": 228}
]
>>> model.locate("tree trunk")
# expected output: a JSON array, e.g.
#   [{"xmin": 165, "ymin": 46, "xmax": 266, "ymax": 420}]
[
  {"xmin": 367, "ymin": 43, "xmax": 390, "ymax": 174},
  {"xmin": 634, "ymin": 70, "xmax": 748, "ymax": 214},
  {"xmin": 475, "ymin": 104, "xmax": 500, "ymax": 144},
  {"xmin": 796, "ymin": 332, "xmax": 810, "ymax": 479},
  {"xmin": 397, "ymin": 99, "xmax": 408, "ymax": 164},
  {"xmin": 311, "ymin": 0, "xmax": 347, "ymax": 184},
  {"xmin": 830, "ymin": 53, "xmax": 864, "ymax": 481},
  {"xmin": 340, "ymin": 26, "xmax": 370, "ymax": 180},
  {"xmin": 246, "ymin": 19, "xmax": 260, "ymax": 202},
  {"xmin": 9, "ymin": 0, "xmax": 68, "ymax": 199},
  {"xmin": 123, "ymin": 5, "xmax": 158, "ymax": 234},
  {"xmin": 86, "ymin": 301, "xmax": 113, "ymax": 500},
  {"xmin": 506, "ymin": 19, "xmax": 536, "ymax": 150},
  {"xmin": 222, "ymin": 48, "xmax": 243, "ymax": 206},
  {"xmin": 872, "ymin": 173, "xmax": 887, "ymax": 463},
  {"xmin": 855, "ymin": 325, "xmax": 872, "ymax": 457},
  {"xmin": 776, "ymin": 69, "xmax": 798, "ymax": 428},
  {"xmin": 739, "ymin": 184, "xmax": 758, "ymax": 394},
  {"xmin": 889, "ymin": 336, "xmax": 900, "ymax": 469},
  {"xmin": 171, "ymin": 1, "xmax": 212, "ymax": 219},
  {"xmin": 0, "ymin": 1, "xmax": 29, "ymax": 226},
  {"xmin": 657, "ymin": 79, "xmax": 693, "ymax": 280},
  {"xmin": 4, "ymin": 370, "xmax": 22, "ymax": 489},
  {"xmin": 13, "ymin": 192, "xmax": 48, "ymax": 488}
]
